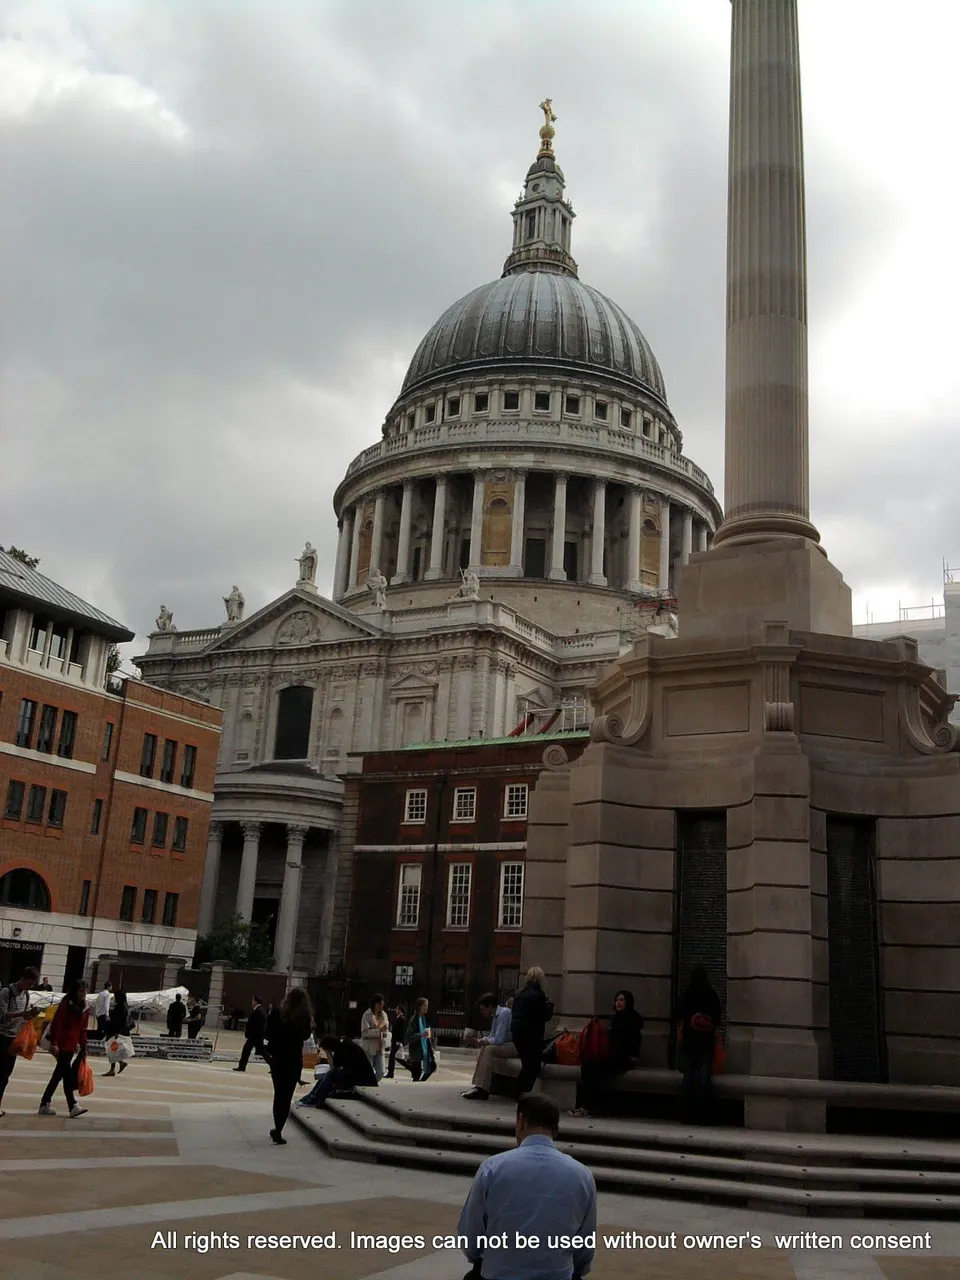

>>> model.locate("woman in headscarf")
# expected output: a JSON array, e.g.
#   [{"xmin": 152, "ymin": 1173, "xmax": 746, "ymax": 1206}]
[
  {"xmin": 509, "ymin": 967, "xmax": 554, "ymax": 1094},
  {"xmin": 404, "ymin": 997, "xmax": 436, "ymax": 1082},
  {"xmin": 263, "ymin": 987, "xmax": 314, "ymax": 1144},
  {"xmin": 675, "ymin": 965, "xmax": 722, "ymax": 1125},
  {"xmin": 573, "ymin": 989, "xmax": 644, "ymax": 1117}
]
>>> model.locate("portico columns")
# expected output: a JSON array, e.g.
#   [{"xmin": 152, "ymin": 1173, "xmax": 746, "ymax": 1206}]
[
  {"xmin": 425, "ymin": 474, "xmax": 448, "ymax": 580},
  {"xmin": 659, "ymin": 499, "xmax": 672, "ymax": 591},
  {"xmin": 196, "ymin": 820, "xmax": 223, "ymax": 936},
  {"xmin": 236, "ymin": 821, "xmax": 262, "ymax": 924},
  {"xmin": 468, "ymin": 472, "xmax": 485, "ymax": 571},
  {"xmin": 589, "ymin": 479, "xmax": 607, "ymax": 587},
  {"xmin": 370, "ymin": 491, "xmax": 386, "ymax": 575},
  {"xmin": 548, "ymin": 473, "xmax": 568, "ymax": 581},
  {"xmin": 348, "ymin": 507, "xmax": 362, "ymax": 590},
  {"xmin": 392, "ymin": 481, "xmax": 414, "ymax": 585},
  {"xmin": 333, "ymin": 509, "xmax": 353, "ymax": 600},
  {"xmin": 681, "ymin": 510, "xmax": 694, "ymax": 566},
  {"xmin": 698, "ymin": 523, "xmax": 709, "ymax": 553},
  {"xmin": 274, "ymin": 823, "xmax": 308, "ymax": 972},
  {"xmin": 626, "ymin": 487, "xmax": 643, "ymax": 593},
  {"xmin": 509, "ymin": 472, "xmax": 526, "ymax": 575}
]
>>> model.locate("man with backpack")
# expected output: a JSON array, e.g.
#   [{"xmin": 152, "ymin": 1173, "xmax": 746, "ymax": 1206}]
[{"xmin": 0, "ymin": 966, "xmax": 40, "ymax": 1117}]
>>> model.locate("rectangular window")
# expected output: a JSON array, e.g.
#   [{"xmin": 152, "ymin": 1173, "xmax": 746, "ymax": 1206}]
[
  {"xmin": 452, "ymin": 787, "xmax": 476, "ymax": 822},
  {"xmin": 152, "ymin": 811, "xmax": 169, "ymax": 847},
  {"xmin": 394, "ymin": 963, "xmax": 414, "ymax": 987},
  {"xmin": 79, "ymin": 879, "xmax": 91, "ymax": 916},
  {"xmin": 119, "ymin": 885, "xmax": 136, "ymax": 922},
  {"xmin": 473, "ymin": 392, "xmax": 489, "ymax": 414},
  {"xmin": 102, "ymin": 722, "xmax": 114, "ymax": 760},
  {"xmin": 504, "ymin": 783, "xmax": 529, "ymax": 820},
  {"xmin": 403, "ymin": 788, "xmax": 428, "ymax": 824},
  {"xmin": 56, "ymin": 709, "xmax": 78, "ymax": 759},
  {"xmin": 47, "ymin": 789, "xmax": 67, "ymax": 828},
  {"xmin": 131, "ymin": 806, "xmax": 148, "ymax": 844},
  {"xmin": 442, "ymin": 964, "xmax": 466, "ymax": 1008},
  {"xmin": 91, "ymin": 798, "xmax": 103, "ymax": 835},
  {"xmin": 594, "ymin": 399, "xmax": 608, "ymax": 421},
  {"xmin": 496, "ymin": 965, "xmax": 521, "ymax": 1004},
  {"xmin": 26, "ymin": 784, "xmax": 47, "ymax": 823},
  {"xmin": 4, "ymin": 780, "xmax": 25, "ymax": 820},
  {"xmin": 16, "ymin": 698, "xmax": 38, "ymax": 748},
  {"xmin": 179, "ymin": 745, "xmax": 197, "ymax": 790},
  {"xmin": 620, "ymin": 406, "xmax": 632, "ymax": 429},
  {"xmin": 35, "ymin": 704, "xmax": 58, "ymax": 754},
  {"xmin": 503, "ymin": 390, "xmax": 520, "ymax": 412},
  {"xmin": 524, "ymin": 537, "xmax": 547, "ymax": 580},
  {"xmin": 160, "ymin": 739, "xmax": 177, "ymax": 784},
  {"xmin": 162, "ymin": 892, "xmax": 179, "ymax": 927},
  {"xmin": 141, "ymin": 888, "xmax": 158, "ymax": 924},
  {"xmin": 564, "ymin": 394, "xmax": 580, "ymax": 416},
  {"xmin": 446, "ymin": 396, "xmax": 460, "ymax": 418},
  {"xmin": 406, "ymin": 412, "xmax": 414, "ymax": 431},
  {"xmin": 396, "ymin": 863, "xmax": 422, "ymax": 928},
  {"xmin": 446, "ymin": 862, "xmax": 472, "ymax": 929},
  {"xmin": 534, "ymin": 391, "xmax": 551, "ymax": 412},
  {"xmin": 424, "ymin": 402, "xmax": 436, "ymax": 424},
  {"xmin": 498, "ymin": 861, "xmax": 525, "ymax": 929},
  {"xmin": 139, "ymin": 733, "xmax": 157, "ymax": 778},
  {"xmin": 172, "ymin": 816, "xmax": 188, "ymax": 851}
]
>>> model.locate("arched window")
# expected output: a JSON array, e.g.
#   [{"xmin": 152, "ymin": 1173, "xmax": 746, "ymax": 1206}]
[
  {"xmin": 274, "ymin": 685, "xmax": 313, "ymax": 760},
  {"xmin": 0, "ymin": 869, "xmax": 51, "ymax": 911}
]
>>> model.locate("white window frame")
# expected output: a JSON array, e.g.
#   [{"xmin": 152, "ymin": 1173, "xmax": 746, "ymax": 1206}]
[
  {"xmin": 394, "ymin": 963, "xmax": 414, "ymax": 987},
  {"xmin": 446, "ymin": 395, "xmax": 461, "ymax": 419},
  {"xmin": 403, "ymin": 788, "xmax": 428, "ymax": 824},
  {"xmin": 396, "ymin": 864, "xmax": 422, "ymax": 928},
  {"xmin": 503, "ymin": 782, "xmax": 529, "ymax": 820},
  {"xmin": 502, "ymin": 388, "xmax": 520, "ymax": 413},
  {"xmin": 446, "ymin": 862, "xmax": 472, "ymax": 929},
  {"xmin": 452, "ymin": 786, "xmax": 477, "ymax": 823},
  {"xmin": 533, "ymin": 389, "xmax": 552, "ymax": 414},
  {"xmin": 564, "ymin": 392, "xmax": 581, "ymax": 417},
  {"xmin": 594, "ymin": 398, "xmax": 609, "ymax": 422},
  {"xmin": 498, "ymin": 861, "xmax": 524, "ymax": 929}
]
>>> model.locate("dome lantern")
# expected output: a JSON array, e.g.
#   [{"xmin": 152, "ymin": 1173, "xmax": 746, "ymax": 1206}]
[{"xmin": 501, "ymin": 100, "xmax": 579, "ymax": 280}]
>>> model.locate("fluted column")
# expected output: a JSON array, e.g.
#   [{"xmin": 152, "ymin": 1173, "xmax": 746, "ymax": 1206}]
[
  {"xmin": 713, "ymin": 0, "xmax": 820, "ymax": 549},
  {"xmin": 348, "ymin": 505, "xmax": 362, "ymax": 590},
  {"xmin": 333, "ymin": 510, "xmax": 353, "ymax": 600},
  {"xmin": 509, "ymin": 472, "xmax": 527, "ymax": 575},
  {"xmin": 236, "ymin": 821, "xmax": 262, "ymax": 923},
  {"xmin": 196, "ymin": 820, "xmax": 223, "ymax": 936},
  {"xmin": 391, "ymin": 481, "xmax": 414, "ymax": 585},
  {"xmin": 548, "ymin": 473, "xmax": 568, "ymax": 581},
  {"xmin": 589, "ymin": 478, "xmax": 607, "ymax": 586},
  {"xmin": 626, "ymin": 487, "xmax": 643, "ymax": 592},
  {"xmin": 468, "ymin": 472, "xmax": 485, "ymax": 571},
  {"xmin": 274, "ymin": 823, "xmax": 308, "ymax": 972},
  {"xmin": 425, "ymin": 474, "xmax": 448, "ymax": 580},
  {"xmin": 370, "ymin": 490, "xmax": 386, "ymax": 575},
  {"xmin": 659, "ymin": 499, "xmax": 671, "ymax": 591},
  {"xmin": 698, "ymin": 523, "xmax": 709, "ymax": 553},
  {"xmin": 681, "ymin": 510, "xmax": 694, "ymax": 566}
]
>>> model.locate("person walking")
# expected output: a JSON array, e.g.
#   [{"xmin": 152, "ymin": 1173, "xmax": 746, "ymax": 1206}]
[
  {"xmin": 166, "ymin": 993, "xmax": 187, "ymax": 1038},
  {"xmin": 510, "ymin": 967, "xmax": 554, "ymax": 1095},
  {"xmin": 0, "ymin": 966, "xmax": 40, "ymax": 1117},
  {"xmin": 38, "ymin": 979, "xmax": 89, "ymax": 1119},
  {"xmin": 93, "ymin": 981, "xmax": 112, "ymax": 1040},
  {"xmin": 185, "ymin": 995, "xmax": 204, "ymax": 1040},
  {"xmin": 102, "ymin": 990, "xmax": 134, "ymax": 1077},
  {"xmin": 263, "ymin": 987, "xmax": 313, "ymax": 1145},
  {"xmin": 300, "ymin": 1034, "xmax": 377, "ymax": 1108},
  {"xmin": 676, "ymin": 964, "xmax": 722, "ymax": 1126},
  {"xmin": 462, "ymin": 993, "xmax": 517, "ymax": 1101},
  {"xmin": 573, "ymin": 989, "xmax": 644, "ymax": 1117},
  {"xmin": 458, "ymin": 1093, "xmax": 597, "ymax": 1280},
  {"xmin": 360, "ymin": 993, "xmax": 389, "ymax": 1082},
  {"xmin": 405, "ymin": 996, "xmax": 436, "ymax": 1082},
  {"xmin": 234, "ymin": 996, "xmax": 267, "ymax": 1072},
  {"xmin": 386, "ymin": 1005, "xmax": 407, "ymax": 1078}
]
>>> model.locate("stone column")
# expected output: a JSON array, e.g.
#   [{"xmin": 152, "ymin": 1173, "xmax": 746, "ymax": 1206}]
[
  {"xmin": 236, "ymin": 821, "xmax": 262, "ymax": 924},
  {"xmin": 370, "ymin": 490, "xmax": 386, "ymax": 574},
  {"xmin": 333, "ymin": 509, "xmax": 353, "ymax": 599},
  {"xmin": 347, "ymin": 505, "xmax": 362, "ymax": 590},
  {"xmin": 681, "ymin": 510, "xmax": 694, "ymax": 566},
  {"xmin": 317, "ymin": 832, "xmax": 340, "ymax": 975},
  {"xmin": 659, "ymin": 499, "xmax": 671, "ymax": 590},
  {"xmin": 698, "ymin": 522, "xmax": 709, "ymax": 553},
  {"xmin": 548, "ymin": 473, "xmax": 568, "ymax": 581},
  {"xmin": 196, "ymin": 820, "xmax": 224, "ymax": 936},
  {"xmin": 274, "ymin": 823, "xmax": 308, "ymax": 972},
  {"xmin": 589, "ymin": 478, "xmax": 607, "ymax": 586},
  {"xmin": 468, "ymin": 472, "xmax": 485, "ymax": 571},
  {"xmin": 509, "ymin": 472, "xmax": 527, "ymax": 575},
  {"xmin": 626, "ymin": 486, "xmax": 643, "ymax": 593},
  {"xmin": 425, "ymin": 474, "xmax": 448, "ymax": 580},
  {"xmin": 713, "ymin": 0, "xmax": 820, "ymax": 549},
  {"xmin": 391, "ymin": 481, "xmax": 414, "ymax": 585}
]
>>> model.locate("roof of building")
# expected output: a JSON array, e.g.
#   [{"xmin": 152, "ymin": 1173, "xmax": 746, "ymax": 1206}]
[
  {"xmin": 0, "ymin": 550, "xmax": 134, "ymax": 641},
  {"xmin": 395, "ymin": 729, "xmax": 591, "ymax": 753}
]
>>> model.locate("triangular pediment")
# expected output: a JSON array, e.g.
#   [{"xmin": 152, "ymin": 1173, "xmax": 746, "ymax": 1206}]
[
  {"xmin": 204, "ymin": 588, "xmax": 384, "ymax": 653},
  {"xmin": 389, "ymin": 670, "xmax": 439, "ymax": 694}
]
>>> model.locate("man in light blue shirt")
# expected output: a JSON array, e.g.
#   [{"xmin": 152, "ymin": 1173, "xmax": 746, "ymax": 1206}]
[
  {"xmin": 458, "ymin": 1093, "xmax": 597, "ymax": 1280},
  {"xmin": 463, "ymin": 993, "xmax": 517, "ymax": 1100}
]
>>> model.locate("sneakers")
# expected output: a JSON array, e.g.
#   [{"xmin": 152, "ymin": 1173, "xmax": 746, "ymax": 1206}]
[
  {"xmin": 68, "ymin": 1105, "xmax": 88, "ymax": 1119},
  {"xmin": 38, "ymin": 1104, "xmax": 56, "ymax": 1116},
  {"xmin": 461, "ymin": 1088, "xmax": 489, "ymax": 1101}
]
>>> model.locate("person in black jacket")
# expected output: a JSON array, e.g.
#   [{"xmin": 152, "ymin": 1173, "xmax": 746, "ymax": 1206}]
[
  {"xmin": 234, "ymin": 996, "xmax": 267, "ymax": 1073},
  {"xmin": 510, "ymin": 967, "xmax": 554, "ymax": 1094},
  {"xmin": 675, "ymin": 965, "xmax": 722, "ymax": 1125},
  {"xmin": 574, "ymin": 990, "xmax": 644, "ymax": 1116},
  {"xmin": 386, "ymin": 1005, "xmax": 407, "ymax": 1078},
  {"xmin": 166, "ymin": 993, "xmax": 186, "ymax": 1038},
  {"xmin": 299, "ymin": 1034, "xmax": 378, "ymax": 1108},
  {"xmin": 263, "ymin": 987, "xmax": 314, "ymax": 1144},
  {"xmin": 102, "ymin": 990, "xmax": 135, "ymax": 1077}
]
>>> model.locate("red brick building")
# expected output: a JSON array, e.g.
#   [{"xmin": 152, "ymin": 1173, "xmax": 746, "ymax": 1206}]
[
  {"xmin": 341, "ymin": 730, "xmax": 589, "ymax": 1038},
  {"xmin": 0, "ymin": 551, "xmax": 221, "ymax": 991}
]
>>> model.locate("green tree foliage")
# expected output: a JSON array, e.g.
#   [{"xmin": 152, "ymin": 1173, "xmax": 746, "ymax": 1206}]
[
  {"xmin": 194, "ymin": 914, "xmax": 275, "ymax": 970},
  {"xmin": 0, "ymin": 546, "xmax": 40, "ymax": 569}
]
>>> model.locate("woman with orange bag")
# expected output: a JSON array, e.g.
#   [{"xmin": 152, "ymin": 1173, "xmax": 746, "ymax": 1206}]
[{"xmin": 38, "ymin": 979, "xmax": 89, "ymax": 1119}]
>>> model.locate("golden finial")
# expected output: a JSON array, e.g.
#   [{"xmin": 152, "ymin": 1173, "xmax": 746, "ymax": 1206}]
[{"xmin": 538, "ymin": 98, "xmax": 557, "ymax": 157}]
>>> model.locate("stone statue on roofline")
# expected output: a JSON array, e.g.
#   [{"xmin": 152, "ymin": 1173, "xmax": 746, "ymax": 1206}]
[
  {"xmin": 224, "ymin": 585, "xmax": 245, "ymax": 623},
  {"xmin": 367, "ymin": 567, "xmax": 388, "ymax": 611},
  {"xmin": 297, "ymin": 541, "xmax": 318, "ymax": 587},
  {"xmin": 155, "ymin": 604, "xmax": 176, "ymax": 633},
  {"xmin": 452, "ymin": 567, "xmax": 480, "ymax": 601}
]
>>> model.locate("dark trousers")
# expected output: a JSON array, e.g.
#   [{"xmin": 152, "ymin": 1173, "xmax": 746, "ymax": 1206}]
[
  {"xmin": 680, "ymin": 1043, "xmax": 714, "ymax": 1124},
  {"xmin": 512, "ymin": 1033, "xmax": 543, "ymax": 1094},
  {"xmin": 409, "ymin": 1050, "xmax": 435, "ymax": 1082},
  {"xmin": 578, "ymin": 1057, "xmax": 631, "ymax": 1111},
  {"xmin": 271, "ymin": 1069, "xmax": 300, "ymax": 1136},
  {"xmin": 237, "ymin": 1036, "xmax": 264, "ymax": 1071},
  {"xmin": 167, "ymin": 1025, "xmax": 183, "ymax": 1038},
  {"xmin": 0, "ymin": 1037, "xmax": 17, "ymax": 1105},
  {"xmin": 96, "ymin": 1015, "xmax": 108, "ymax": 1041},
  {"xmin": 42, "ymin": 1050, "xmax": 80, "ymax": 1109},
  {"xmin": 386, "ymin": 1039, "xmax": 399, "ymax": 1077},
  {"xmin": 300, "ymin": 1067, "xmax": 354, "ymax": 1108}
]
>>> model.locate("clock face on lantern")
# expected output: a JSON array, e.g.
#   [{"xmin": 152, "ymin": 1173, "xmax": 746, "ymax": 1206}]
[{"xmin": 533, "ymin": 183, "xmax": 542, "ymax": 192}]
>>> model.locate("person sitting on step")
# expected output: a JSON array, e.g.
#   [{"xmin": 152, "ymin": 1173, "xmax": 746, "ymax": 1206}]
[{"xmin": 299, "ymin": 1034, "xmax": 377, "ymax": 1108}]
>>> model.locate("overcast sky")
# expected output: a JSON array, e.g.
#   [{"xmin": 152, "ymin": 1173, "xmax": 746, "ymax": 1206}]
[{"xmin": 2, "ymin": 0, "xmax": 958, "ymax": 663}]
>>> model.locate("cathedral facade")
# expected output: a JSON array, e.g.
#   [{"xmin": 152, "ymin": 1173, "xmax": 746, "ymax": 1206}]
[{"xmin": 135, "ymin": 109, "xmax": 720, "ymax": 980}]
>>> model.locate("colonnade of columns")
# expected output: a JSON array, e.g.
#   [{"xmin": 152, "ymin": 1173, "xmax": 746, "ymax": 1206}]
[{"xmin": 333, "ymin": 469, "xmax": 714, "ymax": 598}]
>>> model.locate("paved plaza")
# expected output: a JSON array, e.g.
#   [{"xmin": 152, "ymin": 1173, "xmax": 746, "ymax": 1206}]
[{"xmin": 0, "ymin": 1051, "xmax": 956, "ymax": 1279}]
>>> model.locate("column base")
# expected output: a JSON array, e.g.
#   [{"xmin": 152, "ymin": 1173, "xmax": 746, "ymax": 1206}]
[
  {"xmin": 626, "ymin": 579, "xmax": 644, "ymax": 594},
  {"xmin": 423, "ymin": 567, "xmax": 444, "ymax": 581},
  {"xmin": 588, "ymin": 573, "xmax": 608, "ymax": 587},
  {"xmin": 389, "ymin": 572, "xmax": 410, "ymax": 586},
  {"xmin": 548, "ymin": 568, "xmax": 568, "ymax": 582}
]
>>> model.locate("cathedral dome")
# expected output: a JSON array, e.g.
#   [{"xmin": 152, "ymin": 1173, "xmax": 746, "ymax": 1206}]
[{"xmin": 400, "ymin": 273, "xmax": 668, "ymax": 404}]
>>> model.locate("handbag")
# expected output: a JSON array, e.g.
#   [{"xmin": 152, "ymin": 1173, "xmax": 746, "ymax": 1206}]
[
  {"xmin": 77, "ymin": 1059, "xmax": 95, "ymax": 1097},
  {"xmin": 106, "ymin": 1034, "xmax": 135, "ymax": 1064}
]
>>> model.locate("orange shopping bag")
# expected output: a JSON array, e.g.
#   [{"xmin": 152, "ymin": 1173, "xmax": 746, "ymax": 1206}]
[
  {"xmin": 10, "ymin": 1020, "xmax": 38, "ymax": 1060},
  {"xmin": 77, "ymin": 1059, "xmax": 95, "ymax": 1097},
  {"xmin": 712, "ymin": 1033, "xmax": 726, "ymax": 1075}
]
